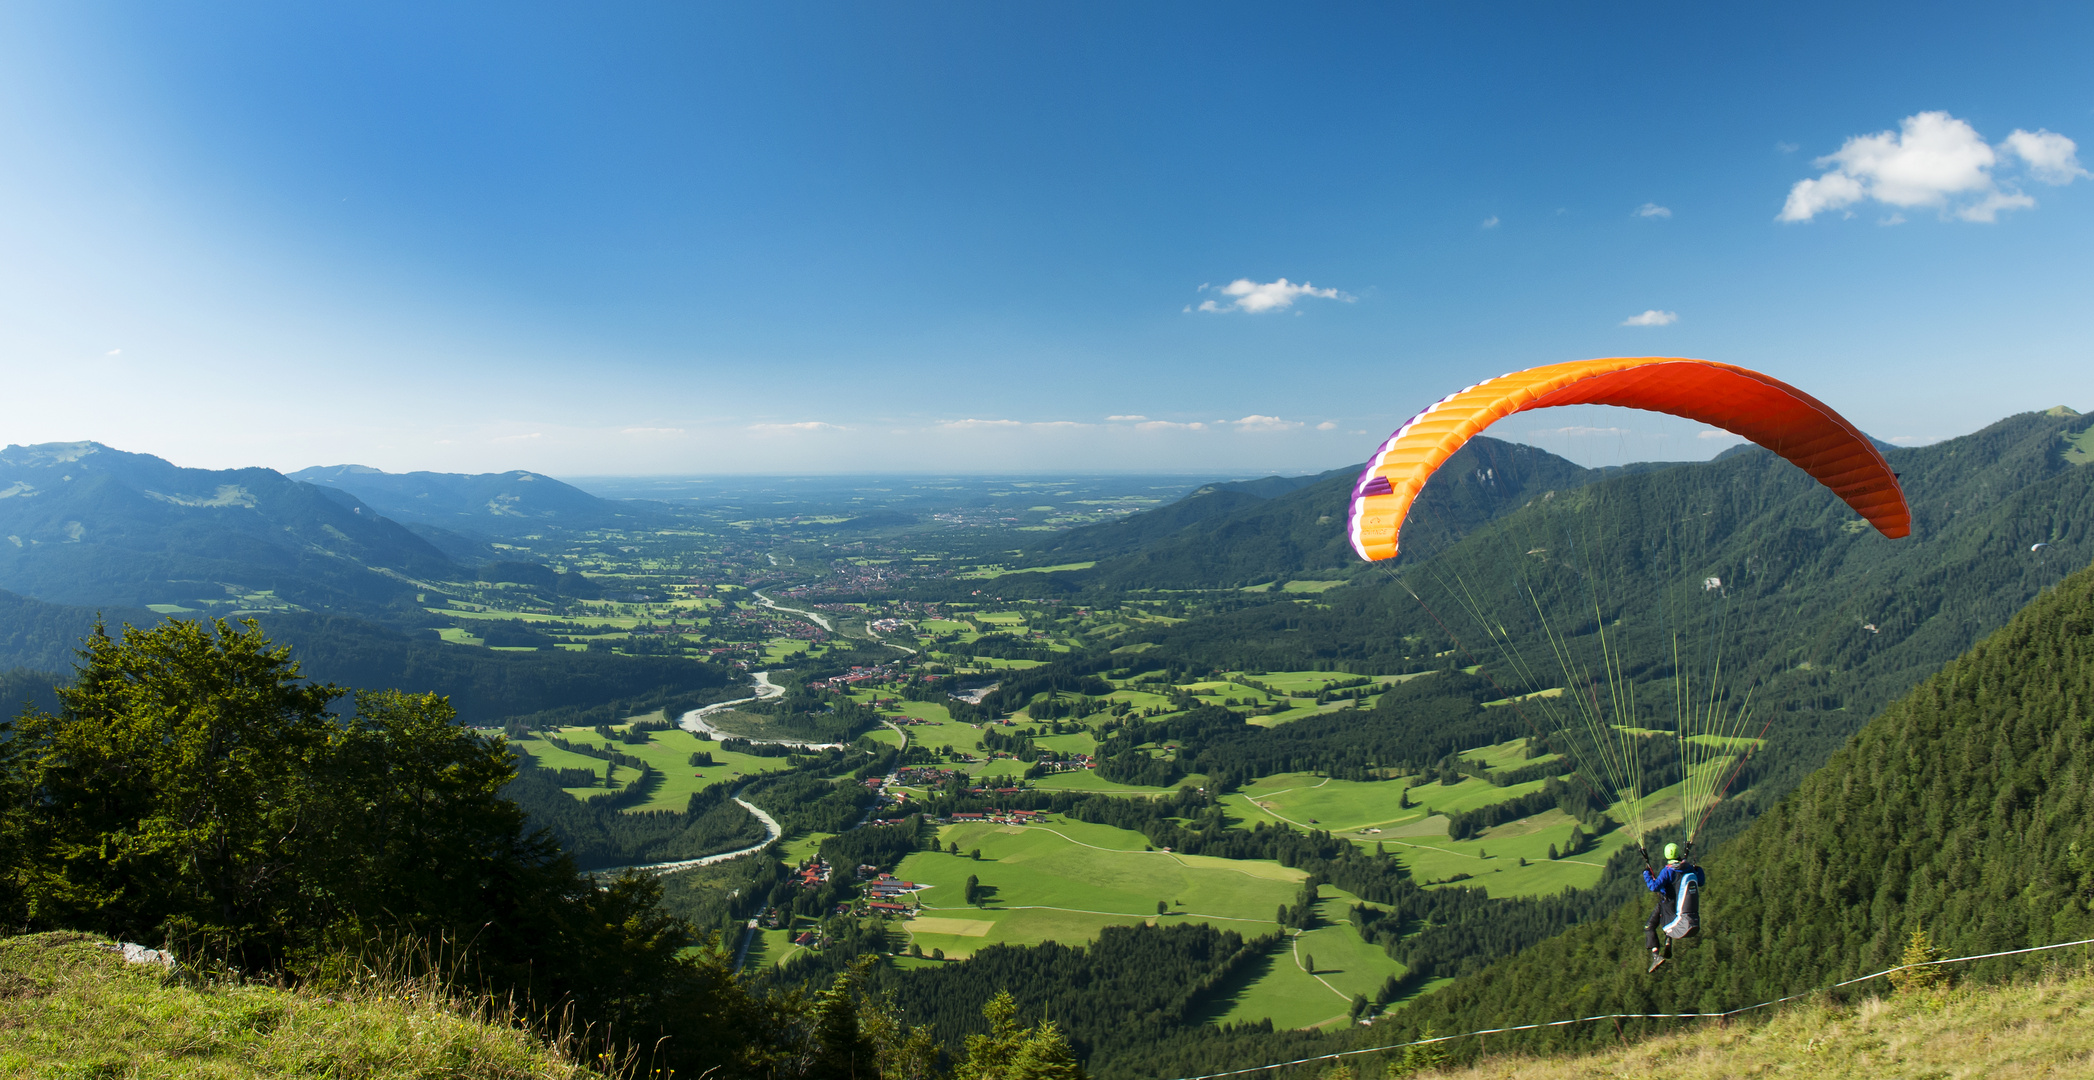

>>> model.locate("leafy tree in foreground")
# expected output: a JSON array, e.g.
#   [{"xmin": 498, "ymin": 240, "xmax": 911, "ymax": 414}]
[{"xmin": 0, "ymin": 618, "xmax": 768, "ymax": 1079}]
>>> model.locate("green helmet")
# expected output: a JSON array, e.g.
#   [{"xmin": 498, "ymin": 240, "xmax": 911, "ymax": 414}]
[{"xmin": 1664, "ymin": 843, "xmax": 1680, "ymax": 861}]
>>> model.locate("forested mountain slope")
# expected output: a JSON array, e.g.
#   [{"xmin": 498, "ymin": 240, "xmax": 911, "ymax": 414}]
[
  {"xmin": 253, "ymin": 614, "xmax": 742, "ymax": 726},
  {"xmin": 0, "ymin": 591, "xmax": 735, "ymax": 729},
  {"xmin": 1142, "ymin": 410, "xmax": 2094, "ymax": 818},
  {"xmin": 1363, "ymin": 545, "xmax": 2094, "ymax": 1065},
  {"xmin": 1022, "ymin": 469, "xmax": 1352, "ymax": 566},
  {"xmin": 0, "ymin": 442, "xmax": 455, "ymax": 618},
  {"xmin": 289, "ymin": 463, "xmax": 648, "ymax": 536},
  {"xmin": 1037, "ymin": 438, "xmax": 1599, "ymax": 589},
  {"xmin": 0, "ymin": 589, "xmax": 159, "ymax": 672}
]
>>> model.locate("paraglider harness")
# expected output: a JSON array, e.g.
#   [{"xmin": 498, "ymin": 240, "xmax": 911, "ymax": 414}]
[{"xmin": 1642, "ymin": 844, "xmax": 1703, "ymax": 942}]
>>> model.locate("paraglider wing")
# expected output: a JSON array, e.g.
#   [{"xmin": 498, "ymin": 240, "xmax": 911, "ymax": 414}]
[{"xmin": 1347, "ymin": 357, "xmax": 1911, "ymax": 561}]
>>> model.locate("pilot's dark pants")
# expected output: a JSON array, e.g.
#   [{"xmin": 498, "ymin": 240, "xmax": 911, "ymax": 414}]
[{"xmin": 1645, "ymin": 897, "xmax": 1675, "ymax": 952}]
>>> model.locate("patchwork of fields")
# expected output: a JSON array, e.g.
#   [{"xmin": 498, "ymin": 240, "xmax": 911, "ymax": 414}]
[
  {"xmin": 519, "ymin": 644, "xmax": 1748, "ymax": 1032},
  {"xmin": 888, "ymin": 817, "xmax": 1407, "ymax": 1031},
  {"xmin": 513, "ymin": 724, "xmax": 792, "ymax": 812}
]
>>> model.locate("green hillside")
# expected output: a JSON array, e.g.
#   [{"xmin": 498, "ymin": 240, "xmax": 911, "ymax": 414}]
[
  {"xmin": 1362, "ymin": 547, "xmax": 2094, "ymax": 1065},
  {"xmin": 0, "ymin": 932, "xmax": 592, "ymax": 1079},
  {"xmin": 0, "ymin": 441, "xmax": 456, "ymax": 618},
  {"xmin": 290, "ymin": 463, "xmax": 650, "ymax": 536},
  {"xmin": 1030, "ymin": 439, "xmax": 1600, "ymax": 589},
  {"xmin": 1394, "ymin": 964, "xmax": 2094, "ymax": 1079}
]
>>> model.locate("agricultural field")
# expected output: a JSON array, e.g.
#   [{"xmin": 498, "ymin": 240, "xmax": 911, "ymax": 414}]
[
  {"xmin": 888, "ymin": 817, "xmax": 1406, "ymax": 1030},
  {"xmin": 894, "ymin": 820, "xmax": 1400, "ymax": 984},
  {"xmin": 1228, "ymin": 769, "xmax": 1630, "ymax": 899},
  {"xmin": 1197, "ymin": 889, "xmax": 1415, "ymax": 1031},
  {"xmin": 512, "ymin": 725, "xmax": 793, "ymax": 812}
]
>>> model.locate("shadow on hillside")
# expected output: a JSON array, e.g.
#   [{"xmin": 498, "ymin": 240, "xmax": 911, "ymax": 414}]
[{"xmin": 1184, "ymin": 939, "xmax": 1285, "ymax": 1026}]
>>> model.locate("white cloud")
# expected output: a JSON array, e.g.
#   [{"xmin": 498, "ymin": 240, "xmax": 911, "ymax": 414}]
[
  {"xmin": 1194, "ymin": 277, "xmax": 1355, "ymax": 314},
  {"xmin": 1481, "ymin": 216, "xmax": 1500, "ymax": 228},
  {"xmin": 2002, "ymin": 129, "xmax": 2089, "ymax": 185},
  {"xmin": 1779, "ymin": 111, "xmax": 2083, "ymax": 223},
  {"xmin": 1955, "ymin": 188, "xmax": 2037, "ymax": 223},
  {"xmin": 1316, "ymin": 421, "xmax": 1338, "ymax": 431},
  {"xmin": 1780, "ymin": 170, "xmax": 1868, "ymax": 221},
  {"xmin": 491, "ymin": 432, "xmax": 543, "ymax": 442},
  {"xmin": 1775, "ymin": 141, "xmax": 1800, "ymax": 154},
  {"xmin": 1230, "ymin": 415, "xmax": 1301, "ymax": 431},
  {"xmin": 1696, "ymin": 428, "xmax": 1744, "ymax": 440},
  {"xmin": 621, "ymin": 426, "xmax": 686, "ymax": 436},
  {"xmin": 1635, "ymin": 203, "xmax": 1672, "ymax": 218},
  {"xmin": 1621, "ymin": 309, "xmax": 1678, "ymax": 326},
  {"xmin": 1106, "ymin": 414, "xmax": 1148, "ymax": 422},
  {"xmin": 749, "ymin": 421, "xmax": 843, "ymax": 433},
  {"xmin": 937, "ymin": 418, "xmax": 1024, "ymax": 429},
  {"xmin": 106, "ymin": 348, "xmax": 121, "ymax": 356},
  {"xmin": 1135, "ymin": 420, "xmax": 1205, "ymax": 431}
]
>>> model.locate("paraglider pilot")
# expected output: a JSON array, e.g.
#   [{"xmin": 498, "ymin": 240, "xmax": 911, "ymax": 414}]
[{"xmin": 1642, "ymin": 843, "xmax": 1703, "ymax": 972}]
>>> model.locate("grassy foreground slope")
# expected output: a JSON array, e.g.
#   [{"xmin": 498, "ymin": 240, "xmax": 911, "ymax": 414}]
[
  {"xmin": 1413, "ymin": 965, "xmax": 2094, "ymax": 1079},
  {"xmin": 0, "ymin": 932, "xmax": 592, "ymax": 1079},
  {"xmin": 1368, "ymin": 552, "xmax": 2094, "ymax": 1064}
]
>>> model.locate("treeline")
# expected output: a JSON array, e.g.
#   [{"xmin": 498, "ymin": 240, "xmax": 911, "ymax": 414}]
[
  {"xmin": 0, "ymin": 667, "xmax": 61, "ymax": 722},
  {"xmin": 504, "ymin": 758, "xmax": 765, "ymax": 869},
  {"xmin": 774, "ymin": 919, "xmax": 1284, "ymax": 1078},
  {"xmin": 0, "ymin": 589, "xmax": 162, "ymax": 672},
  {"xmin": 727, "ymin": 683, "xmax": 884, "ymax": 744},
  {"xmin": 819, "ymin": 815, "xmax": 926, "ymax": 873},
  {"xmin": 1081, "ymin": 674, "xmax": 1548, "ymax": 792},
  {"xmin": 506, "ymin": 684, "xmax": 730, "ymax": 732}
]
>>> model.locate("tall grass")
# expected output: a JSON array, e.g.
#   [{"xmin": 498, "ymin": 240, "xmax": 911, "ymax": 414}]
[
  {"xmin": 0, "ymin": 930, "xmax": 619, "ymax": 1079},
  {"xmin": 1376, "ymin": 953, "xmax": 2094, "ymax": 1079}
]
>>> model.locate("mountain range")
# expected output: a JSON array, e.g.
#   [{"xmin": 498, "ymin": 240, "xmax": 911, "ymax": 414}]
[
  {"xmin": 0, "ymin": 442, "xmax": 451, "ymax": 619},
  {"xmin": 288, "ymin": 463, "xmax": 644, "ymax": 538}
]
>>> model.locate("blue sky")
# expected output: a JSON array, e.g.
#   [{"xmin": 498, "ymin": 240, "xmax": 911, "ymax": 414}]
[{"xmin": 1, "ymin": 1, "xmax": 2089, "ymax": 476}]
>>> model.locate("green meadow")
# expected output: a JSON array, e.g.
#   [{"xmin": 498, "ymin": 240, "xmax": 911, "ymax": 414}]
[
  {"xmin": 513, "ymin": 725, "xmax": 793, "ymax": 812},
  {"xmin": 1227, "ymin": 769, "xmax": 1641, "ymax": 898},
  {"xmin": 888, "ymin": 817, "xmax": 1408, "ymax": 1030},
  {"xmin": 1196, "ymin": 887, "xmax": 1408, "ymax": 1031},
  {"xmin": 896, "ymin": 819, "xmax": 1299, "ymax": 958}
]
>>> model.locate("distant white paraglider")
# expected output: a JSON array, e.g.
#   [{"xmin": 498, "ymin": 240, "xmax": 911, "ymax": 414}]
[{"xmin": 2032, "ymin": 543, "xmax": 2050, "ymax": 552}]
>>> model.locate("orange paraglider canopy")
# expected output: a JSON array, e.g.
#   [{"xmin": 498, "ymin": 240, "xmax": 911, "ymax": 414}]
[{"xmin": 1347, "ymin": 357, "xmax": 1910, "ymax": 562}]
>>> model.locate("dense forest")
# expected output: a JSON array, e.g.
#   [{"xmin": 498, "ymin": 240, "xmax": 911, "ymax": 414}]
[
  {"xmin": 255, "ymin": 613, "xmax": 744, "ymax": 725},
  {"xmin": 502, "ymin": 756, "xmax": 767, "ymax": 869}
]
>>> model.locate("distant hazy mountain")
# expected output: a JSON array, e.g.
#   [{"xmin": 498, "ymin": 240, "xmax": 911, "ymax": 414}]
[
  {"xmin": 289, "ymin": 464, "xmax": 645, "ymax": 535},
  {"xmin": 0, "ymin": 442, "xmax": 454, "ymax": 616}
]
